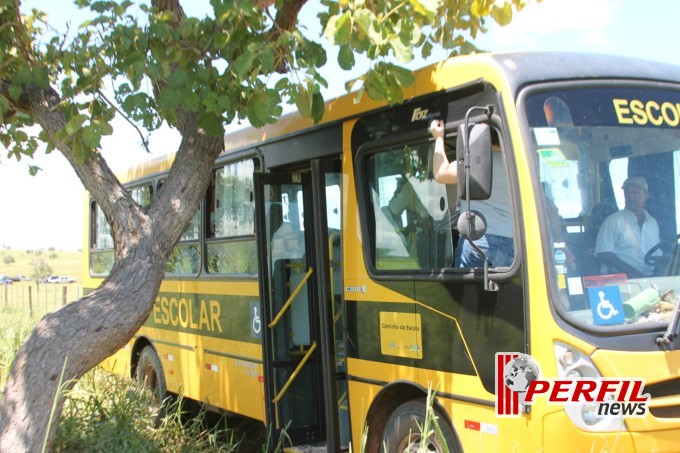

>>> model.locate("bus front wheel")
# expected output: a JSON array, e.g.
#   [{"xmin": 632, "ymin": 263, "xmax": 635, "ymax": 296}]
[
  {"xmin": 382, "ymin": 399, "xmax": 460, "ymax": 453},
  {"xmin": 136, "ymin": 346, "xmax": 167, "ymax": 416}
]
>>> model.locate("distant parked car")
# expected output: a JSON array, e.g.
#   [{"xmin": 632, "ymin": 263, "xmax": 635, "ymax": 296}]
[
  {"xmin": 10, "ymin": 275, "xmax": 30, "ymax": 282},
  {"xmin": 0, "ymin": 277, "xmax": 13, "ymax": 285},
  {"xmin": 46, "ymin": 276, "xmax": 76, "ymax": 284}
]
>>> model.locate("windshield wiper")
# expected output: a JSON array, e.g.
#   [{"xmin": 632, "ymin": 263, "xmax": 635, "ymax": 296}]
[{"xmin": 656, "ymin": 297, "xmax": 680, "ymax": 346}]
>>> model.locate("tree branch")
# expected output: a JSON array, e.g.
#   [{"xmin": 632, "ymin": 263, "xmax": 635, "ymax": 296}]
[
  {"xmin": 150, "ymin": 0, "xmax": 186, "ymax": 23},
  {"xmin": 266, "ymin": 0, "xmax": 308, "ymax": 73},
  {"xmin": 96, "ymin": 90, "xmax": 151, "ymax": 153},
  {"xmin": 13, "ymin": 0, "xmax": 34, "ymax": 66}
]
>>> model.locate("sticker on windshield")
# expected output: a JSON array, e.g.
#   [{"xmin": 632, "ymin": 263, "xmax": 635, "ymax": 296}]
[
  {"xmin": 538, "ymin": 148, "xmax": 568, "ymax": 167},
  {"xmin": 533, "ymin": 127, "xmax": 560, "ymax": 146},
  {"xmin": 588, "ymin": 286, "xmax": 625, "ymax": 325},
  {"xmin": 567, "ymin": 277, "xmax": 583, "ymax": 296}
]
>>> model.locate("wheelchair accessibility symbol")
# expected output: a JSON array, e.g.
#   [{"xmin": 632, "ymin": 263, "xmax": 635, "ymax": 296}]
[
  {"xmin": 588, "ymin": 286, "xmax": 625, "ymax": 325},
  {"xmin": 250, "ymin": 302, "xmax": 262, "ymax": 338},
  {"xmin": 596, "ymin": 291, "xmax": 618, "ymax": 319}
]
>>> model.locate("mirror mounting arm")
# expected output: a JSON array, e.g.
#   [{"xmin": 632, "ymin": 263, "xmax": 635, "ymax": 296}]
[{"xmin": 462, "ymin": 105, "xmax": 497, "ymax": 292}]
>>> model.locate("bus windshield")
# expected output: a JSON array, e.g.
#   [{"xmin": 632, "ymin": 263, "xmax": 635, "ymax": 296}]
[{"xmin": 525, "ymin": 86, "xmax": 680, "ymax": 331}]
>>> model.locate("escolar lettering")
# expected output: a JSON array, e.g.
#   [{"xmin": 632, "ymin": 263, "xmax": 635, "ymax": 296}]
[
  {"xmin": 613, "ymin": 98, "xmax": 680, "ymax": 127},
  {"xmin": 152, "ymin": 296, "xmax": 223, "ymax": 333}
]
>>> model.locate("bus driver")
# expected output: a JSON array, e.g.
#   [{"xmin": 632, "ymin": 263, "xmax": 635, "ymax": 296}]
[{"xmin": 594, "ymin": 176, "xmax": 660, "ymax": 278}]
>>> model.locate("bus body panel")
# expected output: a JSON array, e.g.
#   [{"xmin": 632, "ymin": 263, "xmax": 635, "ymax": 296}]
[{"xmin": 85, "ymin": 52, "xmax": 680, "ymax": 451}]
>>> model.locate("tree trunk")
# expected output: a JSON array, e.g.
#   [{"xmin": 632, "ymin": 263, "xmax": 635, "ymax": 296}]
[
  {"xmin": 0, "ymin": 247, "xmax": 167, "ymax": 452},
  {"xmin": 0, "ymin": 86, "xmax": 224, "ymax": 450},
  {"xmin": 0, "ymin": 0, "xmax": 311, "ymax": 449}
]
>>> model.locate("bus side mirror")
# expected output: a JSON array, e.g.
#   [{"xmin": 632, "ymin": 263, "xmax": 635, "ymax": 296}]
[{"xmin": 456, "ymin": 123, "xmax": 492, "ymax": 200}]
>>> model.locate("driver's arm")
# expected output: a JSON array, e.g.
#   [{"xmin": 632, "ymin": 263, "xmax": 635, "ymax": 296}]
[{"xmin": 431, "ymin": 120, "xmax": 458, "ymax": 184}]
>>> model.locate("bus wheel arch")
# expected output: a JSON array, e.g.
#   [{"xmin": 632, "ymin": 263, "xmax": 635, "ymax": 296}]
[
  {"xmin": 130, "ymin": 336, "xmax": 153, "ymax": 380},
  {"xmin": 135, "ymin": 342, "xmax": 168, "ymax": 416},
  {"xmin": 364, "ymin": 381, "xmax": 459, "ymax": 452}
]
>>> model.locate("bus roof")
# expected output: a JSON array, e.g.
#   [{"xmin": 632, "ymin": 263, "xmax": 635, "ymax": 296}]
[
  {"xmin": 121, "ymin": 52, "xmax": 680, "ymax": 181},
  {"xmin": 221, "ymin": 51, "xmax": 680, "ymax": 153}
]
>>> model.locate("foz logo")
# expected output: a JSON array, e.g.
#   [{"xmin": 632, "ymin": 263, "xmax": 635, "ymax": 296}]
[{"xmin": 411, "ymin": 107, "xmax": 429, "ymax": 122}]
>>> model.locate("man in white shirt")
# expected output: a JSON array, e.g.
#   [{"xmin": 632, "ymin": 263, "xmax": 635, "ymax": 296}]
[{"xmin": 594, "ymin": 176, "xmax": 660, "ymax": 277}]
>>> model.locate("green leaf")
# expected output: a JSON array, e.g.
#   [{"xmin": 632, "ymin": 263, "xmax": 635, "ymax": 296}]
[
  {"xmin": 158, "ymin": 88, "xmax": 181, "ymax": 110},
  {"xmin": 363, "ymin": 71, "xmax": 389, "ymax": 102},
  {"xmin": 295, "ymin": 88, "xmax": 311, "ymax": 118},
  {"xmin": 471, "ymin": 0, "xmax": 492, "ymax": 16},
  {"xmin": 215, "ymin": 30, "xmax": 230, "ymax": 49},
  {"xmin": 92, "ymin": 118, "xmax": 113, "ymax": 136},
  {"xmin": 385, "ymin": 63, "xmax": 415, "ymax": 87},
  {"xmin": 0, "ymin": 95, "xmax": 10, "ymax": 116},
  {"xmin": 33, "ymin": 68, "xmax": 50, "ymax": 88},
  {"xmin": 325, "ymin": 11, "xmax": 352, "ymax": 45},
  {"xmin": 15, "ymin": 130, "xmax": 28, "ymax": 143},
  {"xmin": 65, "ymin": 114, "xmax": 88, "ymax": 136},
  {"xmin": 217, "ymin": 94, "xmax": 233, "ymax": 112},
  {"xmin": 198, "ymin": 112, "xmax": 224, "ymax": 137},
  {"xmin": 8, "ymin": 84, "xmax": 22, "ymax": 101},
  {"xmin": 338, "ymin": 44, "xmax": 355, "ymax": 70},
  {"xmin": 16, "ymin": 67, "xmax": 33, "ymax": 85},
  {"xmin": 363, "ymin": 63, "xmax": 415, "ymax": 104},
  {"xmin": 260, "ymin": 49, "xmax": 275, "ymax": 73},
  {"xmin": 354, "ymin": 9, "xmax": 373, "ymax": 39},
  {"xmin": 246, "ymin": 89, "xmax": 282, "ymax": 128},
  {"xmin": 81, "ymin": 123, "xmax": 102, "ymax": 148},
  {"xmin": 231, "ymin": 52, "xmax": 258, "ymax": 79},
  {"xmin": 310, "ymin": 92, "xmax": 325, "ymax": 124},
  {"xmin": 389, "ymin": 36, "xmax": 414, "ymax": 63},
  {"xmin": 181, "ymin": 88, "xmax": 200, "ymax": 111},
  {"xmin": 491, "ymin": 2, "xmax": 513, "ymax": 26},
  {"xmin": 421, "ymin": 40, "xmax": 433, "ymax": 59},
  {"xmin": 168, "ymin": 70, "xmax": 189, "ymax": 87}
]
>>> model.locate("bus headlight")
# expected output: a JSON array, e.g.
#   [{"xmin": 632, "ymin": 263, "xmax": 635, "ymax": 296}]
[{"xmin": 554, "ymin": 342, "xmax": 626, "ymax": 432}]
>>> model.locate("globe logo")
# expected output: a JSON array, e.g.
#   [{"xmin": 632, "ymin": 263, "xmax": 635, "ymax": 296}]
[{"xmin": 504, "ymin": 355, "xmax": 540, "ymax": 400}]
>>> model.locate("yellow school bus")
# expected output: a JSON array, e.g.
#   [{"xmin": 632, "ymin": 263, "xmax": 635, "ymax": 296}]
[{"xmin": 84, "ymin": 52, "xmax": 680, "ymax": 452}]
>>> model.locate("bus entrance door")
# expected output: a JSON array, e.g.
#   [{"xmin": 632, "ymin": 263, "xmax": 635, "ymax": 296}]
[{"xmin": 255, "ymin": 171, "xmax": 325, "ymax": 446}]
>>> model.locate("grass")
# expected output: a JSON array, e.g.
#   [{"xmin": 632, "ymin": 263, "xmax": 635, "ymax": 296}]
[
  {"xmin": 0, "ymin": 248, "xmax": 82, "ymax": 281},
  {"xmin": 54, "ymin": 372, "xmax": 241, "ymax": 452},
  {"xmin": 0, "ymin": 307, "xmax": 264, "ymax": 452}
]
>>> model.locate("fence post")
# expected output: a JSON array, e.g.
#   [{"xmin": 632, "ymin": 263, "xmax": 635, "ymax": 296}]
[
  {"xmin": 28, "ymin": 286, "xmax": 33, "ymax": 318},
  {"xmin": 62, "ymin": 286, "xmax": 67, "ymax": 306},
  {"xmin": 4, "ymin": 284, "xmax": 7, "ymax": 307}
]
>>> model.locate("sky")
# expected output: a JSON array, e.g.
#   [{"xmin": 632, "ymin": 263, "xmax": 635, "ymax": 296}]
[{"xmin": 1, "ymin": 0, "xmax": 680, "ymax": 251}]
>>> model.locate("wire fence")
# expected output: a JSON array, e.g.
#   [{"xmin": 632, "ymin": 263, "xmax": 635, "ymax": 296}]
[{"xmin": 0, "ymin": 283, "xmax": 82, "ymax": 317}]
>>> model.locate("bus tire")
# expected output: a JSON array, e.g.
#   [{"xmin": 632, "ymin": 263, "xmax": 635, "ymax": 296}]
[
  {"xmin": 136, "ymin": 345, "xmax": 168, "ymax": 419},
  {"xmin": 382, "ymin": 399, "xmax": 460, "ymax": 453}
]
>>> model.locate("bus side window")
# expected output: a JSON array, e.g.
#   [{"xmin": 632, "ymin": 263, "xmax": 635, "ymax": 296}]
[
  {"xmin": 90, "ymin": 183, "xmax": 153, "ymax": 276},
  {"xmin": 159, "ymin": 179, "xmax": 202, "ymax": 275},
  {"xmin": 90, "ymin": 201, "xmax": 114, "ymax": 275},
  {"xmin": 366, "ymin": 141, "xmax": 454, "ymax": 271},
  {"xmin": 206, "ymin": 159, "xmax": 258, "ymax": 275}
]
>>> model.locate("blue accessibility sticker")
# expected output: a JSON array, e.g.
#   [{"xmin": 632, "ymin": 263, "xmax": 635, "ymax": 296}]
[{"xmin": 588, "ymin": 286, "xmax": 625, "ymax": 325}]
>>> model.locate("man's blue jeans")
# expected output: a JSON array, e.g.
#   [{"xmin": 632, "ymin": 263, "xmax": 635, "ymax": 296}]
[{"xmin": 456, "ymin": 234, "xmax": 514, "ymax": 268}]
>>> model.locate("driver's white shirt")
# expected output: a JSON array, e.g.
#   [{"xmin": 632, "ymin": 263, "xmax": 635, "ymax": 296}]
[{"xmin": 594, "ymin": 208, "xmax": 660, "ymax": 276}]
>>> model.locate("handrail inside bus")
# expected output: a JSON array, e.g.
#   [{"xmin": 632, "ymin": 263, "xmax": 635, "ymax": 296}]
[
  {"xmin": 273, "ymin": 341, "xmax": 318, "ymax": 427},
  {"xmin": 268, "ymin": 266, "xmax": 314, "ymax": 329}
]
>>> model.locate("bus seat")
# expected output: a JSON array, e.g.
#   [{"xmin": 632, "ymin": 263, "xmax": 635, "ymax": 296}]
[
  {"xmin": 584, "ymin": 202, "xmax": 618, "ymax": 250},
  {"xmin": 572, "ymin": 202, "xmax": 618, "ymax": 277}
]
